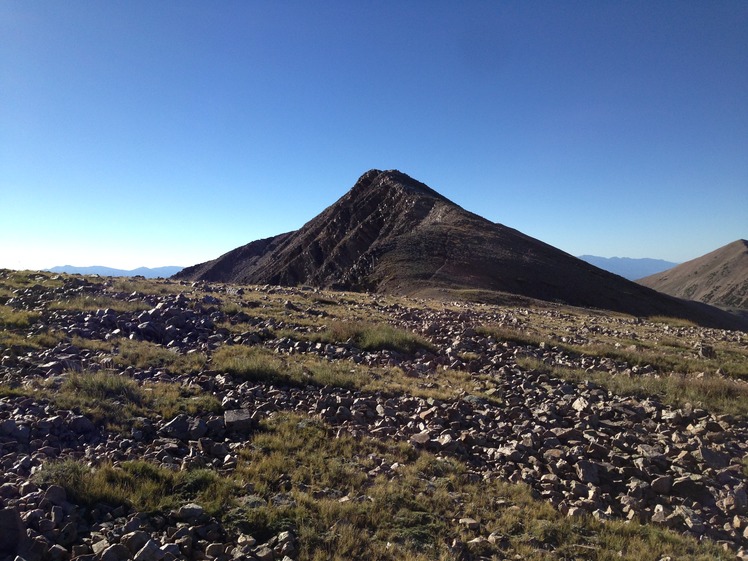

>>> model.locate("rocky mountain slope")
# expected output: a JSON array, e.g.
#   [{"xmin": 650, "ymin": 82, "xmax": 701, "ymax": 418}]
[
  {"xmin": 1, "ymin": 271, "xmax": 748, "ymax": 560},
  {"xmin": 639, "ymin": 240, "xmax": 748, "ymax": 310},
  {"xmin": 176, "ymin": 170, "xmax": 744, "ymax": 330}
]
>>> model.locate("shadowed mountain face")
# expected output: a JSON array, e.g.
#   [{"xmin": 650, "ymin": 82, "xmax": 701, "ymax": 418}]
[
  {"xmin": 176, "ymin": 170, "xmax": 746, "ymax": 329},
  {"xmin": 638, "ymin": 240, "xmax": 748, "ymax": 311}
]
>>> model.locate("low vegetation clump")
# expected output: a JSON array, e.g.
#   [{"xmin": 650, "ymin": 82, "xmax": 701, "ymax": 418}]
[
  {"xmin": 205, "ymin": 414, "xmax": 730, "ymax": 559},
  {"xmin": 563, "ymin": 339, "xmax": 748, "ymax": 380},
  {"xmin": 211, "ymin": 345, "xmax": 286, "ymax": 383},
  {"xmin": 107, "ymin": 276, "xmax": 188, "ymax": 296},
  {"xmin": 50, "ymin": 295, "xmax": 151, "ymax": 313},
  {"xmin": 0, "ymin": 304, "xmax": 40, "ymax": 329},
  {"xmin": 479, "ymin": 313, "xmax": 748, "ymax": 415},
  {"xmin": 62, "ymin": 369, "xmax": 143, "ymax": 404},
  {"xmin": 211, "ymin": 345, "xmax": 361, "ymax": 389},
  {"xmin": 113, "ymin": 339, "xmax": 207, "ymax": 374},
  {"xmin": 0, "ymin": 330, "xmax": 65, "ymax": 354},
  {"xmin": 0, "ymin": 270, "xmax": 65, "ymax": 297},
  {"xmin": 476, "ymin": 324, "xmax": 543, "ymax": 347},
  {"xmin": 648, "ymin": 315, "xmax": 698, "ymax": 328},
  {"xmin": 211, "ymin": 344, "xmax": 498, "ymax": 403},
  {"xmin": 41, "ymin": 370, "xmax": 221, "ymax": 430},
  {"xmin": 34, "ymin": 459, "xmax": 235, "ymax": 516},
  {"xmin": 481, "ymin": 320, "xmax": 748, "ymax": 379},
  {"xmin": 308, "ymin": 320, "xmax": 433, "ymax": 354}
]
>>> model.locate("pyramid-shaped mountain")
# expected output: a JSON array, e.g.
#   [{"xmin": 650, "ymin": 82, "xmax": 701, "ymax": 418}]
[
  {"xmin": 638, "ymin": 240, "xmax": 748, "ymax": 310},
  {"xmin": 176, "ymin": 170, "xmax": 745, "ymax": 329}
]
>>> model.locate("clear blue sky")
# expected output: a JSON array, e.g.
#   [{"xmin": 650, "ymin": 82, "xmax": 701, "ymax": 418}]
[{"xmin": 2, "ymin": 1, "xmax": 746, "ymax": 270}]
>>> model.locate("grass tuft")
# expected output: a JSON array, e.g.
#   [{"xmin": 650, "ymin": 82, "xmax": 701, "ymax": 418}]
[
  {"xmin": 34, "ymin": 459, "xmax": 236, "ymax": 516},
  {"xmin": 0, "ymin": 305, "xmax": 40, "ymax": 329},
  {"xmin": 44, "ymin": 370, "xmax": 221, "ymax": 430},
  {"xmin": 62, "ymin": 370, "xmax": 142, "ymax": 404},
  {"xmin": 211, "ymin": 345, "xmax": 360, "ymax": 389},
  {"xmin": 310, "ymin": 321, "xmax": 433, "ymax": 354},
  {"xmin": 476, "ymin": 324, "xmax": 542, "ymax": 346},
  {"xmin": 50, "ymin": 295, "xmax": 151, "ymax": 313},
  {"xmin": 114, "ymin": 339, "xmax": 207, "ymax": 374}
]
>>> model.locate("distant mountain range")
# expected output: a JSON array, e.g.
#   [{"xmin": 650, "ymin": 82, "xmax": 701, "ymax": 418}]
[
  {"xmin": 46, "ymin": 258, "xmax": 678, "ymax": 283},
  {"xmin": 638, "ymin": 239, "xmax": 748, "ymax": 311},
  {"xmin": 176, "ymin": 169, "xmax": 744, "ymax": 329},
  {"xmin": 577, "ymin": 256, "xmax": 678, "ymax": 280},
  {"xmin": 47, "ymin": 265, "xmax": 183, "ymax": 278}
]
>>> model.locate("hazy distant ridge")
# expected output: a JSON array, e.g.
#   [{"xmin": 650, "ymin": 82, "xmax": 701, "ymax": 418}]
[
  {"xmin": 578, "ymin": 256, "xmax": 678, "ymax": 280},
  {"xmin": 47, "ymin": 265, "xmax": 183, "ymax": 278}
]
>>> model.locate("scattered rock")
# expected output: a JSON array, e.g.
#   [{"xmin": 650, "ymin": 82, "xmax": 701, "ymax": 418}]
[{"xmin": 2, "ymin": 274, "xmax": 747, "ymax": 557}]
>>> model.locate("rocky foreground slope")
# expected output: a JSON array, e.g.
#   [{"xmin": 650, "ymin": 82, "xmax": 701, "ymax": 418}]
[
  {"xmin": 176, "ymin": 170, "xmax": 745, "ymax": 330},
  {"xmin": 1, "ymin": 271, "xmax": 748, "ymax": 560}
]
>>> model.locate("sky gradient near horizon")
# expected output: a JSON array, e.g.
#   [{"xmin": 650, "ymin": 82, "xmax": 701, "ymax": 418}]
[{"xmin": 2, "ymin": 1, "xmax": 747, "ymax": 271}]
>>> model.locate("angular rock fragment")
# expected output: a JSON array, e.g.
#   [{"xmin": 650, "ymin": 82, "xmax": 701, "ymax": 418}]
[{"xmin": 224, "ymin": 408, "xmax": 256, "ymax": 433}]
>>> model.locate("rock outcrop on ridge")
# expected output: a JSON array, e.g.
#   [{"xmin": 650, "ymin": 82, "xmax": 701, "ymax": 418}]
[{"xmin": 177, "ymin": 170, "xmax": 745, "ymax": 330}]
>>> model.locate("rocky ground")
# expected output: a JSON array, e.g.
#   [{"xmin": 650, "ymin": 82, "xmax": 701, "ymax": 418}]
[{"xmin": 1, "ymin": 272, "xmax": 748, "ymax": 560}]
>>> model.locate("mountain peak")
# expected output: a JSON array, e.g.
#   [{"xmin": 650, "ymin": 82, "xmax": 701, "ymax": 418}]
[
  {"xmin": 349, "ymin": 169, "xmax": 452, "ymax": 205},
  {"xmin": 176, "ymin": 171, "xmax": 746, "ymax": 329}
]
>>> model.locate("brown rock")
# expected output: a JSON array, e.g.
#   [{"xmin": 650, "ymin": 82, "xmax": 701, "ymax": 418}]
[
  {"xmin": 224, "ymin": 408, "xmax": 255, "ymax": 433},
  {"xmin": 575, "ymin": 460, "xmax": 600, "ymax": 485},
  {"xmin": 695, "ymin": 446, "xmax": 730, "ymax": 469},
  {"xmin": 43, "ymin": 484, "xmax": 67, "ymax": 506},
  {"xmin": 92, "ymin": 539, "xmax": 111, "ymax": 555},
  {"xmin": 121, "ymin": 531, "xmax": 150, "ymax": 554},
  {"xmin": 410, "ymin": 431, "xmax": 431, "ymax": 445},
  {"xmin": 651, "ymin": 475, "xmax": 673, "ymax": 495},
  {"xmin": 254, "ymin": 545, "xmax": 275, "ymax": 561}
]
